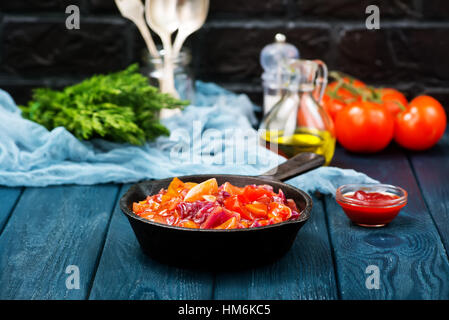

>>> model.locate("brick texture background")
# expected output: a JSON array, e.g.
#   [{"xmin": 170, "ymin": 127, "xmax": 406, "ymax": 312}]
[{"xmin": 0, "ymin": 0, "xmax": 448, "ymax": 109}]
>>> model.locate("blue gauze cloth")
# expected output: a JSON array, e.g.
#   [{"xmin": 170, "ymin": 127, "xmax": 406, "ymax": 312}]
[{"xmin": 0, "ymin": 82, "xmax": 378, "ymax": 194}]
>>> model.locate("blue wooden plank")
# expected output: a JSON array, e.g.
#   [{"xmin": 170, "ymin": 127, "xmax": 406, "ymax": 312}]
[
  {"xmin": 408, "ymin": 130, "xmax": 449, "ymax": 255},
  {"xmin": 0, "ymin": 184, "xmax": 119, "ymax": 299},
  {"xmin": 213, "ymin": 195, "xmax": 339, "ymax": 300},
  {"xmin": 327, "ymin": 146, "xmax": 449, "ymax": 299},
  {"xmin": 88, "ymin": 184, "xmax": 214, "ymax": 300},
  {"xmin": 0, "ymin": 187, "xmax": 22, "ymax": 233}
]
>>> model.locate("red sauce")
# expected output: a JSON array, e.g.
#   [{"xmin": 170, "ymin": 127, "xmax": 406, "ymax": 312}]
[
  {"xmin": 336, "ymin": 190, "xmax": 406, "ymax": 227},
  {"xmin": 346, "ymin": 190, "xmax": 399, "ymax": 202}
]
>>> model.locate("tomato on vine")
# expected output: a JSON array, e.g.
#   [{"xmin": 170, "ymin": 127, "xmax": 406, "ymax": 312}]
[
  {"xmin": 379, "ymin": 88, "xmax": 408, "ymax": 116},
  {"xmin": 324, "ymin": 75, "xmax": 367, "ymax": 122},
  {"xmin": 327, "ymin": 77, "xmax": 366, "ymax": 101},
  {"xmin": 394, "ymin": 95, "xmax": 447, "ymax": 150},
  {"xmin": 335, "ymin": 100, "xmax": 394, "ymax": 153},
  {"xmin": 322, "ymin": 94, "xmax": 346, "ymax": 122}
]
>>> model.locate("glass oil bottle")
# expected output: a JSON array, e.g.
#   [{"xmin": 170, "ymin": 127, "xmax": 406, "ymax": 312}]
[{"xmin": 259, "ymin": 59, "xmax": 336, "ymax": 165}]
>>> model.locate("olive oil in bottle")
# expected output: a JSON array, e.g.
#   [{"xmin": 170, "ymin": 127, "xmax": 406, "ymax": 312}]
[
  {"xmin": 262, "ymin": 128, "xmax": 335, "ymax": 165},
  {"xmin": 258, "ymin": 59, "xmax": 336, "ymax": 165}
]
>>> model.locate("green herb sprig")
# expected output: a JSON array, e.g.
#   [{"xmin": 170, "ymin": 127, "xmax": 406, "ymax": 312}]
[{"xmin": 20, "ymin": 64, "xmax": 189, "ymax": 145}]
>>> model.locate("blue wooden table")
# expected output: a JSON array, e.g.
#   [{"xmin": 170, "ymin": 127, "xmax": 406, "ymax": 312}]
[{"xmin": 1, "ymin": 130, "xmax": 448, "ymax": 300}]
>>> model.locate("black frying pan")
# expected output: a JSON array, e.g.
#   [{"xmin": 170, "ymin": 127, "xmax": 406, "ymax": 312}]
[{"xmin": 120, "ymin": 152, "xmax": 325, "ymax": 269}]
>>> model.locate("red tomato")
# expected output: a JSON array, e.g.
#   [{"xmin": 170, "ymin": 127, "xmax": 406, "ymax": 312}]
[
  {"xmin": 327, "ymin": 78, "xmax": 366, "ymax": 101},
  {"xmin": 268, "ymin": 203, "xmax": 292, "ymax": 220},
  {"xmin": 184, "ymin": 178, "xmax": 218, "ymax": 202},
  {"xmin": 254, "ymin": 194, "xmax": 273, "ymax": 205},
  {"xmin": 394, "ymin": 95, "xmax": 447, "ymax": 150},
  {"xmin": 322, "ymin": 94, "xmax": 346, "ymax": 122},
  {"xmin": 215, "ymin": 217, "xmax": 238, "ymax": 229},
  {"xmin": 335, "ymin": 101, "xmax": 394, "ymax": 153},
  {"xmin": 162, "ymin": 177, "xmax": 184, "ymax": 201},
  {"xmin": 245, "ymin": 202, "xmax": 268, "ymax": 218},
  {"xmin": 143, "ymin": 214, "xmax": 167, "ymax": 225},
  {"xmin": 224, "ymin": 196, "xmax": 253, "ymax": 220},
  {"xmin": 179, "ymin": 220, "xmax": 199, "ymax": 229},
  {"xmin": 239, "ymin": 185, "xmax": 273, "ymax": 203},
  {"xmin": 133, "ymin": 202, "xmax": 148, "ymax": 214},
  {"xmin": 221, "ymin": 182, "xmax": 243, "ymax": 196},
  {"xmin": 380, "ymin": 88, "xmax": 408, "ymax": 116}
]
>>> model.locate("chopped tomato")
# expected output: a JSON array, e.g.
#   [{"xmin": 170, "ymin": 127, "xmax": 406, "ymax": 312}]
[
  {"xmin": 183, "ymin": 182, "xmax": 198, "ymax": 189},
  {"xmin": 268, "ymin": 203, "xmax": 292, "ymax": 220},
  {"xmin": 239, "ymin": 185, "xmax": 273, "ymax": 203},
  {"xmin": 239, "ymin": 220, "xmax": 250, "ymax": 228},
  {"xmin": 255, "ymin": 194, "xmax": 273, "ymax": 205},
  {"xmin": 269, "ymin": 216, "xmax": 284, "ymax": 224},
  {"xmin": 245, "ymin": 202, "xmax": 268, "ymax": 218},
  {"xmin": 221, "ymin": 182, "xmax": 244, "ymax": 196},
  {"xmin": 133, "ymin": 202, "xmax": 148, "ymax": 214},
  {"xmin": 145, "ymin": 214, "xmax": 167, "ymax": 225},
  {"xmin": 224, "ymin": 196, "xmax": 253, "ymax": 220},
  {"xmin": 168, "ymin": 177, "xmax": 184, "ymax": 192},
  {"xmin": 215, "ymin": 217, "xmax": 238, "ymax": 229},
  {"xmin": 162, "ymin": 177, "xmax": 184, "ymax": 201},
  {"xmin": 166, "ymin": 198, "xmax": 181, "ymax": 211},
  {"xmin": 184, "ymin": 178, "xmax": 218, "ymax": 202},
  {"xmin": 179, "ymin": 220, "xmax": 199, "ymax": 229}
]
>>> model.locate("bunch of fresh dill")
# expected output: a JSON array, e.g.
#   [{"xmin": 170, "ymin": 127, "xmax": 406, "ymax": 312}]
[{"xmin": 20, "ymin": 64, "xmax": 189, "ymax": 145}]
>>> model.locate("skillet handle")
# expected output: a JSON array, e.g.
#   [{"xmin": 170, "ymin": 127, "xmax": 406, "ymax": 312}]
[{"xmin": 258, "ymin": 152, "xmax": 325, "ymax": 182}]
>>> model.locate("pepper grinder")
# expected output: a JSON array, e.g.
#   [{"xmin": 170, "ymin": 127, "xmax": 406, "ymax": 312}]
[{"xmin": 260, "ymin": 33, "xmax": 300, "ymax": 115}]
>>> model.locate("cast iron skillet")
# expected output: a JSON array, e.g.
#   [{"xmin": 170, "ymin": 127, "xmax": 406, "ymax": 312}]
[{"xmin": 120, "ymin": 152, "xmax": 325, "ymax": 269}]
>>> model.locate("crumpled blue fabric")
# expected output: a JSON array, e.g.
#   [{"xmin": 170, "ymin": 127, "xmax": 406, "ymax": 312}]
[{"xmin": 0, "ymin": 82, "xmax": 378, "ymax": 194}]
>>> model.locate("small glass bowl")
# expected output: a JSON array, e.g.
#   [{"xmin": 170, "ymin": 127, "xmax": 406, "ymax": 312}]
[{"xmin": 336, "ymin": 184, "xmax": 408, "ymax": 227}]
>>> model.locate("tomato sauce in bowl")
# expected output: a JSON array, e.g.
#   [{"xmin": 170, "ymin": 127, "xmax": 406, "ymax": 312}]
[{"xmin": 336, "ymin": 184, "xmax": 408, "ymax": 227}]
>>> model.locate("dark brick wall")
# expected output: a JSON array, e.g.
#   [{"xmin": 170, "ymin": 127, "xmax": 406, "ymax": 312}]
[{"xmin": 1, "ymin": 0, "xmax": 448, "ymax": 109}]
